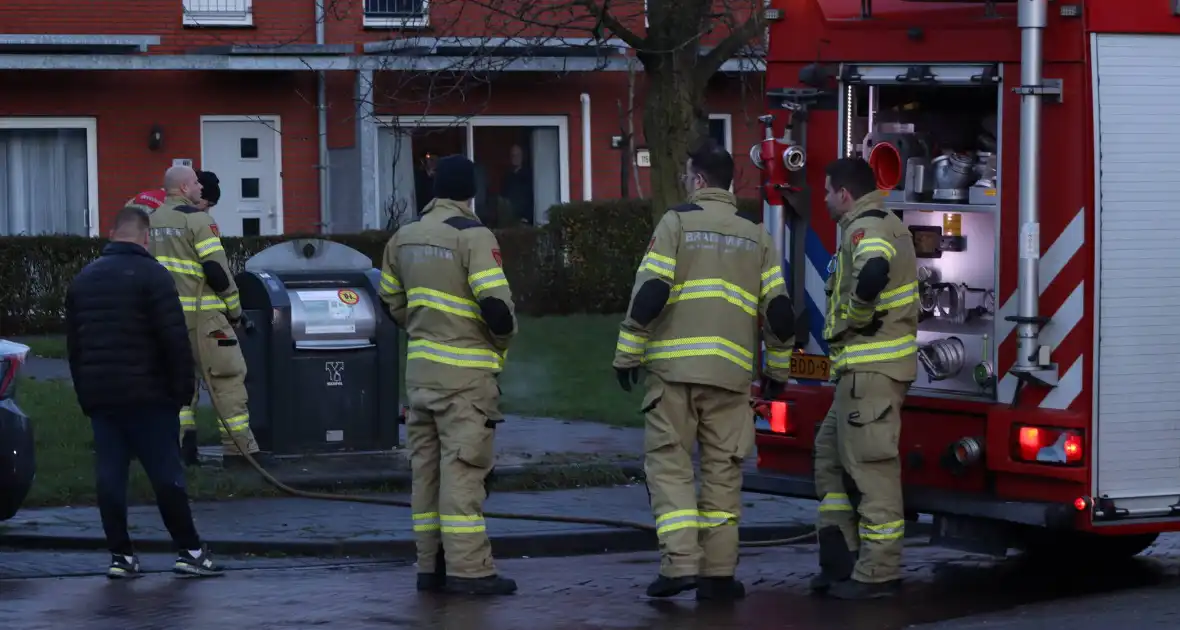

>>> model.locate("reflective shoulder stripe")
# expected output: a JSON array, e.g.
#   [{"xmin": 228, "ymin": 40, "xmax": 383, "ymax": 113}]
[
  {"xmin": 666, "ymin": 278, "xmax": 758, "ymax": 317},
  {"xmin": 468, "ymin": 267, "xmax": 508, "ymax": 298},
  {"xmin": 853, "ymin": 237, "xmax": 896, "ymax": 261},
  {"xmin": 195, "ymin": 237, "xmax": 224, "ymax": 259},
  {"xmin": 406, "ymin": 287, "xmax": 481, "ymax": 320}
]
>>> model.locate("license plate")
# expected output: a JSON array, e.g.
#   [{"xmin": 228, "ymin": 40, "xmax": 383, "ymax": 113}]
[{"xmin": 789, "ymin": 353, "xmax": 831, "ymax": 381}]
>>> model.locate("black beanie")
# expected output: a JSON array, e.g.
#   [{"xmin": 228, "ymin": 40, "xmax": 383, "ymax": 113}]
[
  {"xmin": 433, "ymin": 154, "xmax": 476, "ymax": 202},
  {"xmin": 197, "ymin": 170, "xmax": 221, "ymax": 205}
]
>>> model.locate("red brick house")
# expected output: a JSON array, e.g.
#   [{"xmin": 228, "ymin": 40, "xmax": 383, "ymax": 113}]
[{"xmin": 0, "ymin": 0, "xmax": 764, "ymax": 237}]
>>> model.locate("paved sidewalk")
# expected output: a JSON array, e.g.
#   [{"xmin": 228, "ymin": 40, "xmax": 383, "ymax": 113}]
[{"xmin": 0, "ymin": 485, "xmax": 831, "ymax": 558}]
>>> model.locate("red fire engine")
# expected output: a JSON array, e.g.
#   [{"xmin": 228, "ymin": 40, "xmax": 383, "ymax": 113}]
[{"xmin": 748, "ymin": 0, "xmax": 1180, "ymax": 559}]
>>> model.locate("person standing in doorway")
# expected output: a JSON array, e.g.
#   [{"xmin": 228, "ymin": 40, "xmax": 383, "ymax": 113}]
[
  {"xmin": 66, "ymin": 206, "xmax": 223, "ymax": 579},
  {"xmin": 499, "ymin": 144, "xmax": 534, "ymax": 225}
]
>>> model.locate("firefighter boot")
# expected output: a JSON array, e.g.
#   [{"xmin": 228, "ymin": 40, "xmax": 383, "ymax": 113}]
[
  {"xmin": 828, "ymin": 578, "xmax": 902, "ymax": 600},
  {"xmin": 417, "ymin": 547, "xmax": 447, "ymax": 592},
  {"xmin": 696, "ymin": 577, "xmax": 746, "ymax": 601},
  {"xmin": 646, "ymin": 575, "xmax": 698, "ymax": 598},
  {"xmin": 444, "ymin": 575, "xmax": 518, "ymax": 596},
  {"xmin": 809, "ymin": 526, "xmax": 855, "ymax": 593}
]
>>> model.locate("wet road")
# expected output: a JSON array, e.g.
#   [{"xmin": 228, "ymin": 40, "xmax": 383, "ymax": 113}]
[{"xmin": 3, "ymin": 539, "xmax": 1180, "ymax": 630}]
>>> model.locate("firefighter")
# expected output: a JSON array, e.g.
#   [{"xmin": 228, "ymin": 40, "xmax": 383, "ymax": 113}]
[
  {"xmin": 377, "ymin": 154, "xmax": 518, "ymax": 597},
  {"xmin": 809, "ymin": 157, "xmax": 919, "ymax": 600},
  {"xmin": 612, "ymin": 139, "xmax": 796, "ymax": 601},
  {"xmin": 147, "ymin": 166, "xmax": 263, "ymax": 467}
]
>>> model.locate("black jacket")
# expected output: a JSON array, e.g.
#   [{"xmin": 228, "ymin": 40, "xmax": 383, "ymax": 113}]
[{"xmin": 65, "ymin": 241, "xmax": 196, "ymax": 415}]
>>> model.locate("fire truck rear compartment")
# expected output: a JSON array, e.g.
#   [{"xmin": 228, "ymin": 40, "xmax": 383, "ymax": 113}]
[{"xmin": 1092, "ymin": 34, "xmax": 1180, "ymax": 523}]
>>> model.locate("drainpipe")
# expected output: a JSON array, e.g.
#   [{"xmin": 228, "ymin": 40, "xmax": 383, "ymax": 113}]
[
  {"xmin": 580, "ymin": 93, "xmax": 592, "ymax": 200},
  {"xmin": 1011, "ymin": 0, "xmax": 1057, "ymax": 387},
  {"xmin": 315, "ymin": 0, "xmax": 331, "ymax": 233}
]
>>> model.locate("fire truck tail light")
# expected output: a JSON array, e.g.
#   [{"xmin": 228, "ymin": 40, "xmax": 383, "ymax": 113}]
[
  {"xmin": 1074, "ymin": 496, "xmax": 1092, "ymax": 512},
  {"xmin": 1012, "ymin": 425, "xmax": 1084, "ymax": 466},
  {"xmin": 769, "ymin": 401, "xmax": 789, "ymax": 434}
]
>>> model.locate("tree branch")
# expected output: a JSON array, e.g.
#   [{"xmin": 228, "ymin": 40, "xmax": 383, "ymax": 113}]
[
  {"xmin": 695, "ymin": 9, "xmax": 763, "ymax": 83},
  {"xmin": 577, "ymin": 0, "xmax": 647, "ymax": 50}
]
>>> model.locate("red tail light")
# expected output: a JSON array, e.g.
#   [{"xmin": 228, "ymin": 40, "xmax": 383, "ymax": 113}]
[
  {"xmin": 769, "ymin": 401, "xmax": 789, "ymax": 434},
  {"xmin": 1012, "ymin": 424, "xmax": 1084, "ymax": 466}
]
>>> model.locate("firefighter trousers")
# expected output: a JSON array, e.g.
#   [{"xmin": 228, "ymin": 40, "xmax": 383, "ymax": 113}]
[
  {"xmin": 814, "ymin": 370, "xmax": 909, "ymax": 583},
  {"xmin": 407, "ymin": 376, "xmax": 500, "ymax": 579},
  {"xmin": 643, "ymin": 374, "xmax": 754, "ymax": 579},
  {"xmin": 179, "ymin": 311, "xmax": 258, "ymax": 456}
]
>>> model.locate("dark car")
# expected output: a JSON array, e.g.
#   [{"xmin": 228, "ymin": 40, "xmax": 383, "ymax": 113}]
[{"xmin": 0, "ymin": 340, "xmax": 35, "ymax": 520}]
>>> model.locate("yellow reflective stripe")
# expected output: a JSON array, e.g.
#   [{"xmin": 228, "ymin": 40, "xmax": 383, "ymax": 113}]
[
  {"xmin": 654, "ymin": 509, "xmax": 737, "ymax": 536},
  {"xmin": 644, "ymin": 336, "xmax": 753, "ymax": 372},
  {"xmin": 468, "ymin": 267, "xmax": 508, "ymax": 298},
  {"xmin": 407, "ymin": 339, "xmax": 503, "ymax": 370},
  {"xmin": 846, "ymin": 302, "xmax": 874, "ymax": 320},
  {"xmin": 761, "ymin": 265, "xmax": 785, "ymax": 298},
  {"xmin": 616, "ymin": 330, "xmax": 646, "ymax": 355},
  {"xmin": 157, "ymin": 256, "xmax": 204, "ymax": 277},
  {"xmin": 380, "ymin": 271, "xmax": 402, "ymax": 295},
  {"xmin": 407, "ymin": 287, "xmax": 481, "ymax": 320},
  {"xmin": 832, "ymin": 335, "xmax": 918, "ymax": 369},
  {"xmin": 640, "ymin": 251, "xmax": 676, "ymax": 280},
  {"xmin": 854, "ymin": 237, "xmax": 896, "ymax": 261},
  {"xmin": 179, "ymin": 407, "xmax": 196, "ymax": 429},
  {"xmin": 766, "ymin": 347, "xmax": 793, "ymax": 369},
  {"xmin": 195, "ymin": 237, "xmax": 224, "ymax": 259},
  {"xmin": 667, "ymin": 278, "xmax": 758, "ymax": 317},
  {"xmin": 178, "ymin": 295, "xmax": 229, "ymax": 312},
  {"xmin": 413, "ymin": 512, "xmax": 441, "ymax": 532},
  {"xmin": 224, "ymin": 293, "xmax": 240, "ymax": 311},
  {"xmin": 216, "ymin": 413, "xmax": 250, "ymax": 434},
  {"xmin": 859, "ymin": 519, "xmax": 904, "ymax": 541},
  {"xmin": 824, "ymin": 255, "xmax": 842, "ymax": 340},
  {"xmin": 440, "ymin": 514, "xmax": 487, "ymax": 534},
  {"xmin": 818, "ymin": 493, "xmax": 853, "ymax": 512},
  {"xmin": 876, "ymin": 281, "xmax": 918, "ymax": 310}
]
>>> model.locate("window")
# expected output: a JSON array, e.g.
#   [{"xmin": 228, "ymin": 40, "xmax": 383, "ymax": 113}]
[
  {"xmin": 241, "ymin": 177, "xmax": 260, "ymax": 199},
  {"xmin": 240, "ymin": 137, "xmax": 259, "ymax": 159},
  {"xmin": 364, "ymin": 0, "xmax": 429, "ymax": 28},
  {"xmin": 0, "ymin": 127, "xmax": 91, "ymax": 235},
  {"xmin": 182, "ymin": 0, "xmax": 254, "ymax": 27}
]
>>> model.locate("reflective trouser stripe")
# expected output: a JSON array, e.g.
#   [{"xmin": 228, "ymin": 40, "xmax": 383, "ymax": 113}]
[
  {"xmin": 655, "ymin": 509, "xmax": 738, "ymax": 536},
  {"xmin": 179, "ymin": 407, "xmax": 196, "ymax": 430},
  {"xmin": 644, "ymin": 336, "xmax": 753, "ymax": 372},
  {"xmin": 413, "ymin": 511, "xmax": 441, "ymax": 532},
  {"xmin": 217, "ymin": 413, "xmax": 250, "ymax": 435},
  {"xmin": 616, "ymin": 330, "xmax": 646, "ymax": 355},
  {"xmin": 761, "ymin": 265, "xmax": 785, "ymax": 298},
  {"xmin": 667, "ymin": 278, "xmax": 758, "ymax": 316},
  {"xmin": 440, "ymin": 514, "xmax": 487, "ymax": 534},
  {"xmin": 818, "ymin": 492, "xmax": 853, "ymax": 512},
  {"xmin": 859, "ymin": 519, "xmax": 905, "ymax": 541},
  {"xmin": 832, "ymin": 335, "xmax": 918, "ymax": 370},
  {"xmin": 406, "ymin": 339, "xmax": 503, "ymax": 370},
  {"xmin": 407, "ymin": 288, "xmax": 481, "ymax": 320}
]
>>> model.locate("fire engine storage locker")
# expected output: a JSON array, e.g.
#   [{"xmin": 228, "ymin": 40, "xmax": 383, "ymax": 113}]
[
  {"xmin": 842, "ymin": 64, "xmax": 1001, "ymax": 400},
  {"xmin": 235, "ymin": 240, "xmax": 401, "ymax": 456},
  {"xmin": 1092, "ymin": 34, "xmax": 1180, "ymax": 518}
]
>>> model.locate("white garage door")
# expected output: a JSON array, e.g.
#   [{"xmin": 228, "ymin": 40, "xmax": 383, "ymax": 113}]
[{"xmin": 1094, "ymin": 34, "xmax": 1180, "ymax": 518}]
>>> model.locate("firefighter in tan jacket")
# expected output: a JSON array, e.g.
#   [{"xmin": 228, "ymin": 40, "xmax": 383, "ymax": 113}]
[
  {"xmin": 810, "ymin": 158, "xmax": 919, "ymax": 600},
  {"xmin": 147, "ymin": 166, "xmax": 261, "ymax": 465},
  {"xmin": 613, "ymin": 140, "xmax": 796, "ymax": 602},
  {"xmin": 378, "ymin": 155, "xmax": 518, "ymax": 597}
]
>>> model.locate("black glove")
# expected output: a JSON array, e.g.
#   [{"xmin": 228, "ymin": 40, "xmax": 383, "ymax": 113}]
[
  {"xmin": 615, "ymin": 366, "xmax": 640, "ymax": 392},
  {"xmin": 181, "ymin": 431, "xmax": 199, "ymax": 467},
  {"xmin": 233, "ymin": 312, "xmax": 256, "ymax": 335},
  {"xmin": 762, "ymin": 378, "xmax": 787, "ymax": 400},
  {"xmin": 856, "ymin": 312, "xmax": 885, "ymax": 336}
]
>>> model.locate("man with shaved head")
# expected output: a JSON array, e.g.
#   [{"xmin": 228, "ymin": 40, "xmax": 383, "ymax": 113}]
[
  {"xmin": 148, "ymin": 166, "xmax": 264, "ymax": 468},
  {"xmin": 66, "ymin": 206, "xmax": 223, "ymax": 579}
]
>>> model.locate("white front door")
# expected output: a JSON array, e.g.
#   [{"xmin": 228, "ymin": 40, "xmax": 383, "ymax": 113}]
[{"xmin": 201, "ymin": 119, "xmax": 281, "ymax": 236}]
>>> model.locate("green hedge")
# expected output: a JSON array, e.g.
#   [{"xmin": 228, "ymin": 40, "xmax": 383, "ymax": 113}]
[{"xmin": 0, "ymin": 198, "xmax": 760, "ymax": 335}]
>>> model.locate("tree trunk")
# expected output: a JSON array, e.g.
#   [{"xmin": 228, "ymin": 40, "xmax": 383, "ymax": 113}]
[{"xmin": 642, "ymin": 64, "xmax": 707, "ymax": 222}]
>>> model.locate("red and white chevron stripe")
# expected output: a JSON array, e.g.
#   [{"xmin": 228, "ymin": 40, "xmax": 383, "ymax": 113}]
[{"xmin": 995, "ymin": 208, "xmax": 1088, "ymax": 410}]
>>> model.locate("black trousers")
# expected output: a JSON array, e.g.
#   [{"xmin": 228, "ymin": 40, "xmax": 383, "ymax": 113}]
[{"xmin": 90, "ymin": 405, "xmax": 201, "ymax": 555}]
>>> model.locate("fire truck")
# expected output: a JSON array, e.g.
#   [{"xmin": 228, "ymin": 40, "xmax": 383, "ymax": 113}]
[{"xmin": 747, "ymin": 0, "xmax": 1180, "ymax": 559}]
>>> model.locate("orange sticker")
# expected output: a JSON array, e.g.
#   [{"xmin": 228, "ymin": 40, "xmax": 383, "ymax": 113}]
[
  {"xmin": 851, "ymin": 229, "xmax": 865, "ymax": 248},
  {"xmin": 209, "ymin": 224, "xmax": 220, "ymax": 237},
  {"xmin": 337, "ymin": 289, "xmax": 359, "ymax": 305},
  {"xmin": 492, "ymin": 249, "xmax": 502, "ymax": 267}
]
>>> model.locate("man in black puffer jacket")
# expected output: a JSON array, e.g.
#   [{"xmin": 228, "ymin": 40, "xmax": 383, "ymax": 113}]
[{"xmin": 65, "ymin": 206, "xmax": 223, "ymax": 580}]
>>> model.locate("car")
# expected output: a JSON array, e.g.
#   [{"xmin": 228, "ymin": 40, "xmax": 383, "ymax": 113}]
[{"xmin": 0, "ymin": 339, "xmax": 35, "ymax": 521}]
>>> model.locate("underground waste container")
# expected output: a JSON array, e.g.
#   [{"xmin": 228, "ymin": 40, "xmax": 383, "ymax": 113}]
[
  {"xmin": 0, "ymin": 339, "xmax": 35, "ymax": 520},
  {"xmin": 235, "ymin": 239, "xmax": 401, "ymax": 456}
]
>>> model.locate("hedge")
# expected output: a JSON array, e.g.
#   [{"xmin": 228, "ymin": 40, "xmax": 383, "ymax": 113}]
[{"xmin": 0, "ymin": 198, "xmax": 761, "ymax": 336}]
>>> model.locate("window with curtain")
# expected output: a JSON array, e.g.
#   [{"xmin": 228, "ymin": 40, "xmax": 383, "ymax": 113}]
[{"xmin": 0, "ymin": 128, "xmax": 89, "ymax": 236}]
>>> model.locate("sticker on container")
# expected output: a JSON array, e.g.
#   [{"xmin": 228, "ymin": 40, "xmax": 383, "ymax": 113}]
[{"xmin": 337, "ymin": 289, "xmax": 359, "ymax": 305}]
